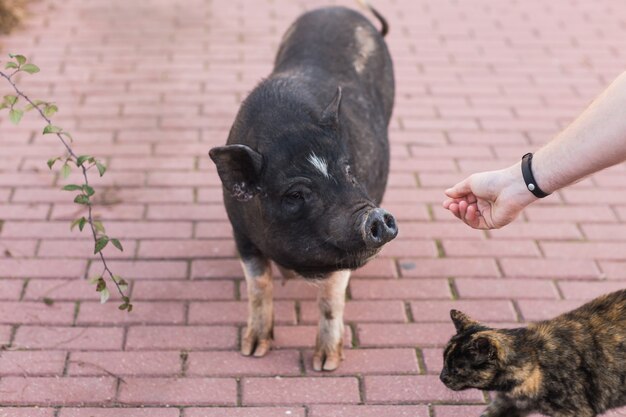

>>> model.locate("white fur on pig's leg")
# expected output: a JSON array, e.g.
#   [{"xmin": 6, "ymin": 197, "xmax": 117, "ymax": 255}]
[
  {"xmin": 314, "ymin": 269, "xmax": 350, "ymax": 371},
  {"xmin": 241, "ymin": 257, "xmax": 274, "ymax": 357}
]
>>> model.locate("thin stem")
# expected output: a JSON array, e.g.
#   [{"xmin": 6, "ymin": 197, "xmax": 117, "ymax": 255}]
[
  {"xmin": 1, "ymin": 70, "xmax": 75, "ymax": 155},
  {"xmin": 0, "ymin": 69, "xmax": 127, "ymax": 299}
]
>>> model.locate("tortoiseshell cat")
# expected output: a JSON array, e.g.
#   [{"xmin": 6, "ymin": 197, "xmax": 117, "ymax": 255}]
[{"xmin": 440, "ymin": 289, "xmax": 626, "ymax": 417}]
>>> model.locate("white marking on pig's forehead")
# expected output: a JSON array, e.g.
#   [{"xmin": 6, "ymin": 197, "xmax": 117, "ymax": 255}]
[
  {"xmin": 307, "ymin": 153, "xmax": 331, "ymax": 179},
  {"xmin": 353, "ymin": 25, "xmax": 376, "ymax": 74}
]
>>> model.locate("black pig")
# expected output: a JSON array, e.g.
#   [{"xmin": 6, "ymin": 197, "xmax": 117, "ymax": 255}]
[{"xmin": 210, "ymin": 4, "xmax": 396, "ymax": 371}]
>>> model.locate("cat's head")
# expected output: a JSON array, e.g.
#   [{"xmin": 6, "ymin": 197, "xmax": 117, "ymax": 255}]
[{"xmin": 440, "ymin": 310, "xmax": 513, "ymax": 391}]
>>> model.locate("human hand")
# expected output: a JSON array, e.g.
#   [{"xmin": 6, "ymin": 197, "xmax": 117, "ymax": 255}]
[{"xmin": 442, "ymin": 164, "xmax": 537, "ymax": 230}]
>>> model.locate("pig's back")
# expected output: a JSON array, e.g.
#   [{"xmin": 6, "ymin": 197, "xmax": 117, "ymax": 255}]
[
  {"xmin": 273, "ymin": 6, "xmax": 394, "ymax": 123},
  {"xmin": 271, "ymin": 7, "xmax": 395, "ymax": 203}
]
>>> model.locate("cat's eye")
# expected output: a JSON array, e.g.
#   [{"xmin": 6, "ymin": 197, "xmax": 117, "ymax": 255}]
[{"xmin": 454, "ymin": 362, "xmax": 468, "ymax": 373}]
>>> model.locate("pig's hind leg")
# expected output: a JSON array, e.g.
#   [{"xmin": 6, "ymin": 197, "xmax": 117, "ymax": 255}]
[
  {"xmin": 241, "ymin": 256, "xmax": 274, "ymax": 357},
  {"xmin": 314, "ymin": 269, "xmax": 351, "ymax": 371}
]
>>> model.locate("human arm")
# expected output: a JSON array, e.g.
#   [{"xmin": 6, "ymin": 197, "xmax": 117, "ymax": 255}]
[{"xmin": 443, "ymin": 70, "xmax": 626, "ymax": 229}]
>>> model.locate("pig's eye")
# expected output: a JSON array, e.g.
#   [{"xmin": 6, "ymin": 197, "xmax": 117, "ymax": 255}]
[
  {"xmin": 282, "ymin": 190, "xmax": 306, "ymax": 213},
  {"xmin": 285, "ymin": 191, "xmax": 303, "ymax": 201}
]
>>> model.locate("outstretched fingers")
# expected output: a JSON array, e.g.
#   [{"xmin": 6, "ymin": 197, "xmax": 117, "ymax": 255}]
[{"xmin": 444, "ymin": 177, "xmax": 473, "ymax": 199}]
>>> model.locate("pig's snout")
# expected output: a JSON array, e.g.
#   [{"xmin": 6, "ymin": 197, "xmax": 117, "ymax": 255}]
[{"xmin": 362, "ymin": 208, "xmax": 398, "ymax": 248}]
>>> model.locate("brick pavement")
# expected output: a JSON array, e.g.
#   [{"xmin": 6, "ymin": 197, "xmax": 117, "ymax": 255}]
[{"xmin": 1, "ymin": 0, "xmax": 626, "ymax": 416}]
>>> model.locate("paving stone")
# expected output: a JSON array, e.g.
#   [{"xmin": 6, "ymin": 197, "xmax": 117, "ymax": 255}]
[
  {"xmin": 0, "ymin": 351, "xmax": 67, "ymax": 376},
  {"xmin": 303, "ymin": 348, "xmax": 420, "ymax": 375},
  {"xmin": 118, "ymin": 377, "xmax": 237, "ymax": 406},
  {"xmin": 186, "ymin": 350, "xmax": 301, "ymax": 377},
  {"xmin": 58, "ymin": 409, "xmax": 179, "ymax": 417},
  {"xmin": 67, "ymin": 351, "xmax": 182, "ymax": 376},
  {"xmin": 184, "ymin": 407, "xmax": 305, "ymax": 417},
  {"xmin": 364, "ymin": 375, "xmax": 485, "ymax": 403},
  {"xmin": 0, "ymin": 408, "xmax": 55, "ymax": 417},
  {"xmin": 0, "ymin": 377, "xmax": 116, "ymax": 406},
  {"xmin": 242, "ymin": 377, "xmax": 360, "ymax": 405},
  {"xmin": 13, "ymin": 326, "xmax": 124, "ymax": 350},
  {"xmin": 126, "ymin": 326, "xmax": 238, "ymax": 350},
  {"xmin": 309, "ymin": 405, "xmax": 429, "ymax": 417}
]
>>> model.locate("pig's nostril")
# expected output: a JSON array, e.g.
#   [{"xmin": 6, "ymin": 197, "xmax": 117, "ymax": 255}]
[
  {"xmin": 370, "ymin": 223, "xmax": 380, "ymax": 239},
  {"xmin": 384, "ymin": 214, "xmax": 396, "ymax": 230}
]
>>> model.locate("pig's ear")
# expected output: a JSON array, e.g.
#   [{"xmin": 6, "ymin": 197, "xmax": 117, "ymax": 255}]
[
  {"xmin": 209, "ymin": 144, "xmax": 263, "ymax": 202},
  {"xmin": 319, "ymin": 86, "xmax": 342, "ymax": 128}
]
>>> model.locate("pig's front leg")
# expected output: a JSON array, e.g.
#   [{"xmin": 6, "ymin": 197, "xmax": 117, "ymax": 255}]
[
  {"xmin": 241, "ymin": 256, "xmax": 274, "ymax": 357},
  {"xmin": 314, "ymin": 269, "xmax": 350, "ymax": 371}
]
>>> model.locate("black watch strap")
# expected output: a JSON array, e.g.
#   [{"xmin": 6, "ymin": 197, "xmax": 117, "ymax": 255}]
[{"xmin": 521, "ymin": 153, "xmax": 550, "ymax": 198}]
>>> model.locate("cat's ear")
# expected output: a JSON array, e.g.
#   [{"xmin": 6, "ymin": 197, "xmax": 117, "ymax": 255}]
[
  {"xmin": 450, "ymin": 309, "xmax": 480, "ymax": 333},
  {"xmin": 471, "ymin": 336, "xmax": 495, "ymax": 362}
]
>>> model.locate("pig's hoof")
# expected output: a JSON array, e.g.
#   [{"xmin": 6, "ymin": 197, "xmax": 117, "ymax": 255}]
[
  {"xmin": 313, "ymin": 346, "xmax": 344, "ymax": 371},
  {"xmin": 241, "ymin": 331, "xmax": 272, "ymax": 357}
]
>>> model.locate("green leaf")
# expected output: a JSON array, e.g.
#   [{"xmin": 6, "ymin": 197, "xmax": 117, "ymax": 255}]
[
  {"xmin": 70, "ymin": 216, "xmax": 87, "ymax": 231},
  {"xmin": 76, "ymin": 155, "xmax": 92, "ymax": 166},
  {"xmin": 5, "ymin": 62, "xmax": 18, "ymax": 70},
  {"xmin": 43, "ymin": 104, "xmax": 58, "ymax": 117},
  {"xmin": 96, "ymin": 161, "xmax": 106, "ymax": 177},
  {"xmin": 61, "ymin": 131, "xmax": 73, "ymax": 142},
  {"xmin": 120, "ymin": 298, "xmax": 133, "ymax": 312},
  {"xmin": 21, "ymin": 63, "xmax": 40, "ymax": 74},
  {"xmin": 99, "ymin": 287, "xmax": 110, "ymax": 304},
  {"xmin": 93, "ymin": 220, "xmax": 105, "ymax": 234},
  {"xmin": 89, "ymin": 276, "xmax": 101, "ymax": 285},
  {"xmin": 82, "ymin": 184, "xmax": 95, "ymax": 197},
  {"xmin": 60, "ymin": 163, "xmax": 71, "ymax": 179},
  {"xmin": 0, "ymin": 103, "xmax": 7, "ymax": 110},
  {"xmin": 119, "ymin": 300, "xmax": 133, "ymax": 312},
  {"xmin": 94, "ymin": 236, "xmax": 109, "ymax": 254},
  {"xmin": 3, "ymin": 95, "xmax": 17, "ymax": 106},
  {"xmin": 95, "ymin": 277, "xmax": 106, "ymax": 291},
  {"xmin": 43, "ymin": 124, "xmax": 62, "ymax": 134},
  {"xmin": 111, "ymin": 239, "xmax": 123, "ymax": 252},
  {"xmin": 62, "ymin": 184, "xmax": 82, "ymax": 191},
  {"xmin": 8, "ymin": 109, "xmax": 23, "ymax": 124},
  {"xmin": 74, "ymin": 194, "xmax": 89, "ymax": 205},
  {"xmin": 113, "ymin": 275, "xmax": 128, "ymax": 292},
  {"xmin": 46, "ymin": 157, "xmax": 59, "ymax": 169},
  {"xmin": 9, "ymin": 54, "xmax": 27, "ymax": 65}
]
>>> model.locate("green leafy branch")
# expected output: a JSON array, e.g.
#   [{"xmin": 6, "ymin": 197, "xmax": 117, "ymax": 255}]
[{"xmin": 0, "ymin": 54, "xmax": 132, "ymax": 311}]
